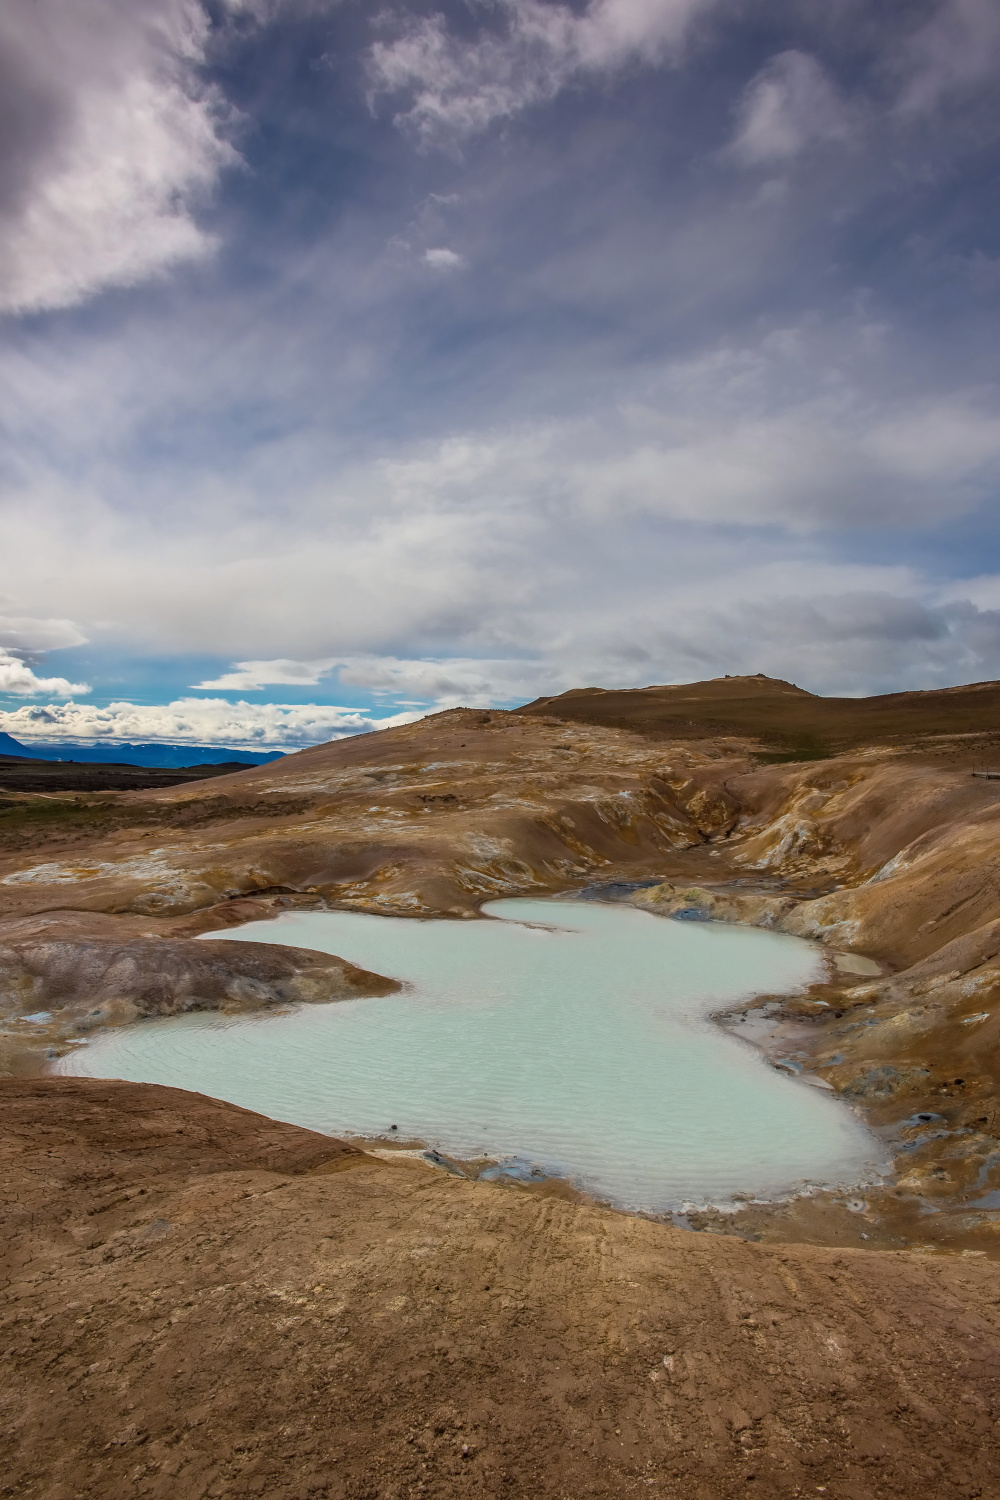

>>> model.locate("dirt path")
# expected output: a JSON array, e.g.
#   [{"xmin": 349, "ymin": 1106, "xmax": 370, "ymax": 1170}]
[{"xmin": 4, "ymin": 1079, "xmax": 999, "ymax": 1499}]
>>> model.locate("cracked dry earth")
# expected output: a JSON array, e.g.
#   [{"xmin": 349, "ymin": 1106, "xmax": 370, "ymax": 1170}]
[{"xmin": 4, "ymin": 1078, "xmax": 1000, "ymax": 1500}]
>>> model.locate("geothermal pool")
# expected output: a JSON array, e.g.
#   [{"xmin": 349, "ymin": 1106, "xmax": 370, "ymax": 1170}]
[{"xmin": 55, "ymin": 898, "xmax": 881, "ymax": 1211}]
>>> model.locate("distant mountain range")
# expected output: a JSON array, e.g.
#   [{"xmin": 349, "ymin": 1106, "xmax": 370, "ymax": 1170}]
[{"xmin": 0, "ymin": 733, "xmax": 285, "ymax": 768}]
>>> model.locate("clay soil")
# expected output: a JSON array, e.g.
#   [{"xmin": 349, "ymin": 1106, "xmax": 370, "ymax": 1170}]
[{"xmin": 5, "ymin": 1077, "xmax": 1000, "ymax": 1500}]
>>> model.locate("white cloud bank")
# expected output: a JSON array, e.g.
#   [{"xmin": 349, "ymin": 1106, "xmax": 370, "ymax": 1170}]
[
  {"xmin": 0, "ymin": 650, "xmax": 89, "ymax": 697},
  {"xmin": 0, "ymin": 698, "xmax": 419, "ymax": 751},
  {"xmin": 2, "ymin": 317, "xmax": 1000, "ymax": 699},
  {"xmin": 322, "ymin": 593, "xmax": 1000, "ymax": 704},
  {"xmin": 8, "ymin": 584, "xmax": 1000, "ymax": 753},
  {"xmin": 0, "ymin": 0, "xmax": 237, "ymax": 316},
  {"xmin": 195, "ymin": 658, "xmax": 340, "ymax": 690},
  {"xmin": 0, "ymin": 615, "xmax": 87, "ymax": 652},
  {"xmin": 373, "ymin": 332, "xmax": 1000, "ymax": 533},
  {"xmin": 194, "ymin": 654, "xmax": 556, "ymax": 704},
  {"xmin": 178, "ymin": 594, "xmax": 1000, "ymax": 728}
]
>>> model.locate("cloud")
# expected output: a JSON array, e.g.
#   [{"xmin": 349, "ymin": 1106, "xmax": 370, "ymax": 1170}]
[
  {"xmin": 5, "ymin": 585, "xmax": 1000, "ymax": 751},
  {"xmin": 197, "ymin": 586, "xmax": 1000, "ymax": 713},
  {"xmin": 627, "ymin": 592, "xmax": 1000, "ymax": 696},
  {"xmin": 0, "ymin": 649, "xmax": 89, "ymax": 697},
  {"xmin": 194, "ymin": 653, "xmax": 562, "ymax": 707},
  {"xmin": 369, "ymin": 0, "xmax": 716, "ymax": 142},
  {"xmin": 0, "ymin": 0, "xmax": 238, "ymax": 316},
  {"xmin": 0, "ymin": 698, "xmax": 419, "ymax": 750},
  {"xmin": 195, "ymin": 658, "xmax": 340, "ymax": 689},
  {"xmin": 2, "ymin": 1, "xmax": 1000, "ymax": 714},
  {"xmin": 568, "ymin": 395, "xmax": 1000, "ymax": 530},
  {"xmin": 369, "ymin": 327, "xmax": 1000, "ymax": 533},
  {"xmin": 0, "ymin": 615, "xmax": 87, "ymax": 652},
  {"xmin": 0, "ymin": 459, "xmax": 541, "ymax": 661},
  {"xmin": 729, "ymin": 51, "xmax": 853, "ymax": 165},
  {"xmin": 423, "ymin": 247, "xmax": 465, "ymax": 271},
  {"xmin": 511, "ymin": 586, "xmax": 1000, "ymax": 701},
  {"xmin": 2, "ymin": 315, "xmax": 999, "ymax": 692},
  {"xmin": 334, "ymin": 654, "xmax": 559, "ymax": 707},
  {"xmin": 895, "ymin": 0, "xmax": 1000, "ymax": 116}
]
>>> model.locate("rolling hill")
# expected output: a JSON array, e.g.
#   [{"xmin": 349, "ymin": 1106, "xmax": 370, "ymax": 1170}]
[{"xmin": 520, "ymin": 673, "xmax": 1000, "ymax": 758}]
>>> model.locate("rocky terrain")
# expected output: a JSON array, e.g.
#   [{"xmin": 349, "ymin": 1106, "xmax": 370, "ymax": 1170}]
[
  {"xmin": 4, "ymin": 674, "xmax": 1000, "ymax": 1493},
  {"xmin": 3, "ymin": 680, "xmax": 1000, "ymax": 1251},
  {"xmin": 4, "ymin": 1076, "xmax": 1000, "ymax": 1500}
]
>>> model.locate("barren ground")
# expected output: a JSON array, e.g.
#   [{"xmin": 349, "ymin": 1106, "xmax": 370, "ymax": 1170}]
[
  {"xmin": 5, "ymin": 677, "xmax": 1000, "ymax": 1494},
  {"xmin": 4, "ymin": 1078, "xmax": 1000, "ymax": 1500}
]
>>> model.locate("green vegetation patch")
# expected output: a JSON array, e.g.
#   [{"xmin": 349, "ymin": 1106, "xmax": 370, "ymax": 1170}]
[
  {"xmin": 753, "ymin": 731, "xmax": 832, "ymax": 764},
  {"xmin": 0, "ymin": 793, "xmax": 314, "ymax": 851},
  {"xmin": 0, "ymin": 795, "xmax": 120, "ymax": 836}
]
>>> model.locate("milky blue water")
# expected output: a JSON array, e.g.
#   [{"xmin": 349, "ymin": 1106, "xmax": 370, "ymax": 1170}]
[{"xmin": 55, "ymin": 899, "xmax": 880, "ymax": 1211}]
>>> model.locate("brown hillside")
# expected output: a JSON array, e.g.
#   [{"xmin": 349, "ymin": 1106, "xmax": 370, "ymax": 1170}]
[
  {"xmin": 6, "ymin": 701, "xmax": 1000, "ymax": 1494},
  {"xmin": 4, "ymin": 703, "xmax": 1000, "ymax": 1251},
  {"xmin": 521, "ymin": 674, "xmax": 1000, "ymax": 757},
  {"xmin": 4, "ymin": 1077, "xmax": 1000, "ymax": 1500}
]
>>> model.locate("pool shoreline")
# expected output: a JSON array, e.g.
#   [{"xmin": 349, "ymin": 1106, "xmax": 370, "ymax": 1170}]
[{"xmin": 50, "ymin": 895, "xmax": 885, "ymax": 1220}]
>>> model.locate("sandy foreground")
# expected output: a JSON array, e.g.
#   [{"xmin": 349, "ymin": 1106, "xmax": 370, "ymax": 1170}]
[{"xmin": 4, "ymin": 1077, "xmax": 1000, "ymax": 1500}]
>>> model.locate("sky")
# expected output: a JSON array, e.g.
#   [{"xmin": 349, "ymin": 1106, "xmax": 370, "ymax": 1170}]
[{"xmin": 1, "ymin": 0, "xmax": 999, "ymax": 749}]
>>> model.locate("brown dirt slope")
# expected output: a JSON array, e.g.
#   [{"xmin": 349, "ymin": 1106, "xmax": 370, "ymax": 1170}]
[
  {"xmin": 0, "ymin": 708, "xmax": 737, "ymax": 930},
  {"xmin": 522, "ymin": 673, "xmax": 1000, "ymax": 756},
  {"xmin": 4, "ymin": 1077, "xmax": 1000, "ymax": 1500}
]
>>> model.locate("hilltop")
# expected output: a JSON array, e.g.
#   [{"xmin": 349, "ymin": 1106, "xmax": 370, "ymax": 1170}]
[{"xmin": 522, "ymin": 673, "xmax": 1000, "ymax": 760}]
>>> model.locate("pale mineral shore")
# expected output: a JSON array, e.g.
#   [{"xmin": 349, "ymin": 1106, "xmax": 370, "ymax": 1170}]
[{"xmin": 3, "ymin": 693, "xmax": 1000, "ymax": 1252}]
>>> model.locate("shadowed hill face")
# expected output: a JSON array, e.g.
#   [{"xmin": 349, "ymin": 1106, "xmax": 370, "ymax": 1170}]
[{"xmin": 521, "ymin": 675, "xmax": 1000, "ymax": 757}]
